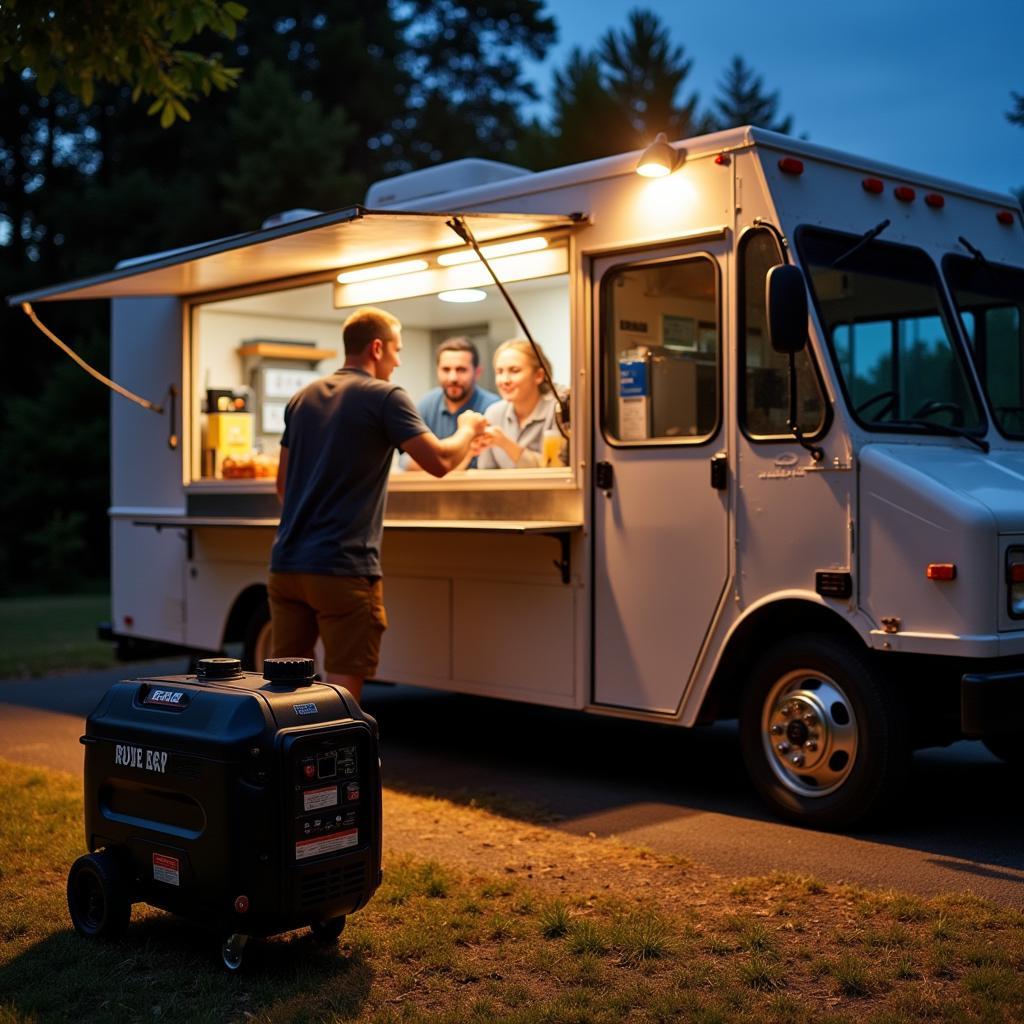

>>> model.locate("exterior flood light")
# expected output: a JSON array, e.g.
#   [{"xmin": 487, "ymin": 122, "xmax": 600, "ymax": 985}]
[
  {"xmin": 635, "ymin": 133, "xmax": 679, "ymax": 178},
  {"xmin": 438, "ymin": 288, "xmax": 487, "ymax": 303}
]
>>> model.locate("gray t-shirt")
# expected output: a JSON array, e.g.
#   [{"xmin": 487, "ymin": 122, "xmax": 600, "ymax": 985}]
[{"xmin": 271, "ymin": 368, "xmax": 427, "ymax": 577}]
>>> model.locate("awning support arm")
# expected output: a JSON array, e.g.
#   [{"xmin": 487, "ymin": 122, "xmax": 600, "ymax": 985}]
[
  {"xmin": 21, "ymin": 301, "xmax": 179, "ymax": 449},
  {"xmin": 446, "ymin": 217, "xmax": 570, "ymax": 440}
]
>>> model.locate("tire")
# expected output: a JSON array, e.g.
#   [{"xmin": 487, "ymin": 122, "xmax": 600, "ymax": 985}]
[
  {"xmin": 310, "ymin": 916, "xmax": 346, "ymax": 944},
  {"xmin": 221, "ymin": 933, "xmax": 248, "ymax": 971},
  {"xmin": 242, "ymin": 599, "xmax": 271, "ymax": 672},
  {"xmin": 67, "ymin": 851, "xmax": 132, "ymax": 940},
  {"xmin": 739, "ymin": 634, "xmax": 909, "ymax": 830}
]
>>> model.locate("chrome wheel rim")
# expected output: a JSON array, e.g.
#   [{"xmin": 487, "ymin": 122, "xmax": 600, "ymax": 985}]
[{"xmin": 760, "ymin": 669, "xmax": 858, "ymax": 798}]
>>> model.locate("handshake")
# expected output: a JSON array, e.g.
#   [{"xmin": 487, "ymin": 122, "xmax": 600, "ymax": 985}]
[{"xmin": 457, "ymin": 410, "xmax": 499, "ymax": 456}]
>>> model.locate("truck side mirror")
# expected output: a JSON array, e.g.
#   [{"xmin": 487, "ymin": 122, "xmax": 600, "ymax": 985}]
[{"xmin": 766, "ymin": 264, "xmax": 808, "ymax": 354}]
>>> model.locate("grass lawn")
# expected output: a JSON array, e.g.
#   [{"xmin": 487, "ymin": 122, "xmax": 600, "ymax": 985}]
[
  {"xmin": 0, "ymin": 593, "xmax": 119, "ymax": 677},
  {"xmin": 2, "ymin": 758, "xmax": 1024, "ymax": 1023}
]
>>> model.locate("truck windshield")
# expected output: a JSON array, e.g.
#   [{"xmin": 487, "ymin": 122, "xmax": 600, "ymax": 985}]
[
  {"xmin": 944, "ymin": 255, "xmax": 1024, "ymax": 438},
  {"xmin": 796, "ymin": 228, "xmax": 985, "ymax": 436}
]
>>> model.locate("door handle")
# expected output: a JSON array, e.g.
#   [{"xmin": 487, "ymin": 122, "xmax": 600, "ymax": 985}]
[
  {"xmin": 595, "ymin": 461, "xmax": 614, "ymax": 496},
  {"xmin": 710, "ymin": 451, "xmax": 727, "ymax": 490}
]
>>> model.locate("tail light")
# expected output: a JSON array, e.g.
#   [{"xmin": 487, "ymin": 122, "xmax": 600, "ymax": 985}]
[{"xmin": 1006, "ymin": 548, "xmax": 1024, "ymax": 617}]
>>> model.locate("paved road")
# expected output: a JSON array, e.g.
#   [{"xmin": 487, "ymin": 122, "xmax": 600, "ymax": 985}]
[{"xmin": 2, "ymin": 664, "xmax": 1022, "ymax": 906}]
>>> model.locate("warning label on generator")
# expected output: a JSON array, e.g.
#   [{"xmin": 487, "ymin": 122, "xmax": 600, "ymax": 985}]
[
  {"xmin": 303, "ymin": 785, "xmax": 338, "ymax": 812},
  {"xmin": 295, "ymin": 829, "xmax": 357, "ymax": 860},
  {"xmin": 153, "ymin": 853, "xmax": 180, "ymax": 886}
]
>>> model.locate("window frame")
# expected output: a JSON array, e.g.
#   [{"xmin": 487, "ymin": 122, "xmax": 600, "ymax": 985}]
[
  {"xmin": 736, "ymin": 225, "xmax": 831, "ymax": 444},
  {"xmin": 183, "ymin": 248, "xmax": 578, "ymax": 492},
  {"xmin": 598, "ymin": 250, "xmax": 723, "ymax": 450},
  {"xmin": 795, "ymin": 225, "xmax": 988, "ymax": 439},
  {"xmin": 942, "ymin": 252, "xmax": 1024, "ymax": 441}
]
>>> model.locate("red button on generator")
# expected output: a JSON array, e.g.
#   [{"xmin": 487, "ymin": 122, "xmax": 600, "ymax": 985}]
[{"xmin": 302, "ymin": 762, "xmax": 315, "ymax": 779}]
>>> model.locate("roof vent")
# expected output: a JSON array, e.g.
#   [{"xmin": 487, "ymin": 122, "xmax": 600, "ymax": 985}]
[{"xmin": 366, "ymin": 159, "xmax": 531, "ymax": 209}]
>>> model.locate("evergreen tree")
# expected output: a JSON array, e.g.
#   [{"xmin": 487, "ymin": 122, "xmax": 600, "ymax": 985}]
[
  {"xmin": 1008, "ymin": 92, "xmax": 1024, "ymax": 128},
  {"xmin": 597, "ymin": 8, "xmax": 703, "ymax": 149},
  {"xmin": 394, "ymin": 0, "xmax": 557, "ymax": 169},
  {"xmin": 219, "ymin": 61, "xmax": 362, "ymax": 228},
  {"xmin": 547, "ymin": 48, "xmax": 629, "ymax": 165},
  {"xmin": 1008, "ymin": 92, "xmax": 1024, "ymax": 205},
  {"xmin": 712, "ymin": 55, "xmax": 793, "ymax": 134}
]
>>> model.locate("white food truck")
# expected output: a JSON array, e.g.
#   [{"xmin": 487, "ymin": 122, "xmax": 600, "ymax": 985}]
[{"xmin": 13, "ymin": 126, "xmax": 1024, "ymax": 828}]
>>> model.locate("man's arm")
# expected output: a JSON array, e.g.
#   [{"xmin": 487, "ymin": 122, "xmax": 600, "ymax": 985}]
[
  {"xmin": 402, "ymin": 411, "xmax": 486, "ymax": 478},
  {"xmin": 275, "ymin": 447, "xmax": 289, "ymax": 504}
]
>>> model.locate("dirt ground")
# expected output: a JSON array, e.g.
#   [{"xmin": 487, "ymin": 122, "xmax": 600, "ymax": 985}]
[{"xmin": 384, "ymin": 788, "xmax": 735, "ymax": 908}]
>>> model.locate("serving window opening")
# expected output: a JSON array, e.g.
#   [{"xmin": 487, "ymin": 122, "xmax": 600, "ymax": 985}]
[{"xmin": 189, "ymin": 237, "xmax": 570, "ymax": 484}]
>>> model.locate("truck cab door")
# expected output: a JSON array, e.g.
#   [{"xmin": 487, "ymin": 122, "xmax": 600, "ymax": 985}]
[{"xmin": 591, "ymin": 242, "xmax": 730, "ymax": 713}]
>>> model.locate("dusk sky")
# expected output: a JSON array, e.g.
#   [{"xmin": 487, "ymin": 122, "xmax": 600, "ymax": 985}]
[{"xmin": 531, "ymin": 0, "xmax": 1023, "ymax": 197}]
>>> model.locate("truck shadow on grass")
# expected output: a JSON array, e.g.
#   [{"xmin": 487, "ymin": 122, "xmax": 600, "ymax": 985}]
[
  {"xmin": 0, "ymin": 915, "xmax": 372, "ymax": 1024},
  {"xmin": 362, "ymin": 683, "xmax": 1024, "ymax": 879}
]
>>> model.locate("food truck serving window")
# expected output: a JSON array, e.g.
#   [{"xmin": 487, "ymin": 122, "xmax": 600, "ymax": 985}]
[
  {"xmin": 189, "ymin": 242, "xmax": 571, "ymax": 484},
  {"xmin": 601, "ymin": 255, "xmax": 719, "ymax": 444}
]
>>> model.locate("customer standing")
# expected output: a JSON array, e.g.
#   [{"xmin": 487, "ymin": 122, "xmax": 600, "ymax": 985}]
[{"xmin": 269, "ymin": 306, "xmax": 486, "ymax": 701}]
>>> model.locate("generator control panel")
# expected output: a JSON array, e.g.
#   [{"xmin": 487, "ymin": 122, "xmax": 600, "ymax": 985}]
[{"xmin": 288, "ymin": 734, "xmax": 367, "ymax": 863}]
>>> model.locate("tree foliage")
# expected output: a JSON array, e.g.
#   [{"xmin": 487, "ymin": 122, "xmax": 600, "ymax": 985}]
[
  {"xmin": 712, "ymin": 55, "xmax": 793, "ymax": 134},
  {"xmin": 0, "ymin": 0, "xmax": 247, "ymax": 125},
  {"xmin": 397, "ymin": 0, "xmax": 557, "ymax": 166},
  {"xmin": 219, "ymin": 60, "xmax": 361, "ymax": 227},
  {"xmin": 1008, "ymin": 92, "xmax": 1024, "ymax": 128},
  {"xmin": 597, "ymin": 8, "xmax": 703, "ymax": 148},
  {"xmin": 521, "ymin": 7, "xmax": 792, "ymax": 170}
]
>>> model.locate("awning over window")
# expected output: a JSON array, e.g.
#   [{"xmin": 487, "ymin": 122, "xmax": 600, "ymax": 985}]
[{"xmin": 8, "ymin": 207, "xmax": 582, "ymax": 304}]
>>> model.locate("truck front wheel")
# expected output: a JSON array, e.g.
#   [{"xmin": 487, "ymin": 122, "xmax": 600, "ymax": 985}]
[{"xmin": 739, "ymin": 635, "xmax": 908, "ymax": 829}]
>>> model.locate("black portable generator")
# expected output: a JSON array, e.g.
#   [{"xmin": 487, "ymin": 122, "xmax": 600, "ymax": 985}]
[{"xmin": 67, "ymin": 657, "xmax": 382, "ymax": 969}]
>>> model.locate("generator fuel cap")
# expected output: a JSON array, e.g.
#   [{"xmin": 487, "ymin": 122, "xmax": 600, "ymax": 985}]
[
  {"xmin": 196, "ymin": 657, "xmax": 243, "ymax": 681},
  {"xmin": 263, "ymin": 657, "xmax": 316, "ymax": 686}
]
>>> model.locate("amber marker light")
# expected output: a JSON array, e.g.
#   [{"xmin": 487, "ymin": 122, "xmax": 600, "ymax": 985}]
[{"xmin": 926, "ymin": 563, "xmax": 957, "ymax": 581}]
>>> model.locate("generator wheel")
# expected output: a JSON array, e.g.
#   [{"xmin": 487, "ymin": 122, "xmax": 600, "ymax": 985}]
[
  {"xmin": 310, "ymin": 916, "xmax": 346, "ymax": 944},
  {"xmin": 739, "ymin": 634, "xmax": 909, "ymax": 830},
  {"xmin": 221, "ymin": 932, "xmax": 248, "ymax": 971},
  {"xmin": 67, "ymin": 852, "xmax": 131, "ymax": 940},
  {"xmin": 242, "ymin": 600, "xmax": 271, "ymax": 671}
]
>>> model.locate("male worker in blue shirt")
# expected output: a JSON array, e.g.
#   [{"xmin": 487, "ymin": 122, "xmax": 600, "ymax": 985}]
[{"xmin": 404, "ymin": 337, "xmax": 498, "ymax": 470}]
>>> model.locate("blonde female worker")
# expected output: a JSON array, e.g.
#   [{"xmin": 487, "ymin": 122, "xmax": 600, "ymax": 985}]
[{"xmin": 476, "ymin": 339, "xmax": 567, "ymax": 469}]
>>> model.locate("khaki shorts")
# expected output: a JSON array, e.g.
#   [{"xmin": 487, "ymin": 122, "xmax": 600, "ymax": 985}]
[{"xmin": 268, "ymin": 572, "xmax": 387, "ymax": 678}]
